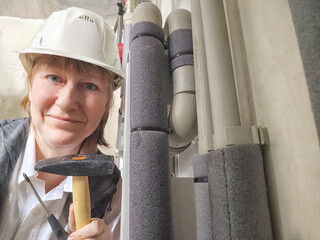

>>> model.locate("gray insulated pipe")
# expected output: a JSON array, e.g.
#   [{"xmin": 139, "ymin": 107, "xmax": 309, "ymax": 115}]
[
  {"xmin": 193, "ymin": 145, "xmax": 273, "ymax": 240},
  {"xmin": 129, "ymin": 2, "xmax": 173, "ymax": 240},
  {"xmin": 193, "ymin": 154, "xmax": 213, "ymax": 240}
]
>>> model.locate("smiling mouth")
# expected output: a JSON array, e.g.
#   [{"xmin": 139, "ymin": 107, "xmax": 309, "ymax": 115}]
[{"xmin": 48, "ymin": 115, "xmax": 81, "ymax": 123}]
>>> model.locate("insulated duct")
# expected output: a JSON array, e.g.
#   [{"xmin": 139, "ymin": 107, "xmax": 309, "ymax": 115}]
[{"xmin": 129, "ymin": 2, "xmax": 173, "ymax": 239}]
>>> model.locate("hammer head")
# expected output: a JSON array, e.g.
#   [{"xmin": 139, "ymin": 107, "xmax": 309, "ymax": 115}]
[{"xmin": 34, "ymin": 154, "xmax": 114, "ymax": 176}]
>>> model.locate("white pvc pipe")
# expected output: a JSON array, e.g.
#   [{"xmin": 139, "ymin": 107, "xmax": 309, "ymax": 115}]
[
  {"xmin": 165, "ymin": 9, "xmax": 198, "ymax": 151},
  {"xmin": 223, "ymin": 0, "xmax": 256, "ymax": 126},
  {"xmin": 119, "ymin": 2, "xmax": 134, "ymax": 239},
  {"xmin": 120, "ymin": 60, "xmax": 131, "ymax": 240},
  {"xmin": 132, "ymin": 1, "xmax": 162, "ymax": 26},
  {"xmin": 125, "ymin": 0, "xmax": 136, "ymax": 13},
  {"xmin": 200, "ymin": 0, "xmax": 241, "ymax": 149},
  {"xmin": 169, "ymin": 66, "xmax": 198, "ymax": 149},
  {"xmin": 164, "ymin": 8, "xmax": 190, "ymax": 33},
  {"xmin": 190, "ymin": 0, "xmax": 214, "ymax": 153}
]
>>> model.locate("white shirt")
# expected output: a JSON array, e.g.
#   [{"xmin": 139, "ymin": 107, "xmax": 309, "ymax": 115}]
[
  {"xmin": 0, "ymin": 128, "xmax": 121, "ymax": 240},
  {"xmin": 0, "ymin": 129, "xmax": 72, "ymax": 240}
]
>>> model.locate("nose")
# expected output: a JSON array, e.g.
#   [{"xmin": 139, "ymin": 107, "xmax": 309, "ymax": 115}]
[{"xmin": 55, "ymin": 84, "xmax": 80, "ymax": 112}]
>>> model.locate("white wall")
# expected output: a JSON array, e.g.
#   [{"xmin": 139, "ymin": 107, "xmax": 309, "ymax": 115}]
[
  {"xmin": 226, "ymin": 0, "xmax": 320, "ymax": 239},
  {"xmin": 0, "ymin": 17, "xmax": 42, "ymax": 120}
]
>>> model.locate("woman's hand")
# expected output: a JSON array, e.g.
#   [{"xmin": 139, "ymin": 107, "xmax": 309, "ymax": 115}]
[{"xmin": 67, "ymin": 204, "xmax": 112, "ymax": 240}]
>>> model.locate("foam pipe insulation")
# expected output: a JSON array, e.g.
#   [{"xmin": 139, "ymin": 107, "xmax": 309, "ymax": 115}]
[
  {"xmin": 206, "ymin": 145, "xmax": 273, "ymax": 239},
  {"xmin": 192, "ymin": 154, "xmax": 213, "ymax": 240},
  {"xmin": 130, "ymin": 131, "xmax": 173, "ymax": 239},
  {"xmin": 129, "ymin": 2, "xmax": 173, "ymax": 239},
  {"xmin": 164, "ymin": 9, "xmax": 198, "ymax": 151},
  {"xmin": 129, "ymin": 10, "xmax": 168, "ymax": 130}
]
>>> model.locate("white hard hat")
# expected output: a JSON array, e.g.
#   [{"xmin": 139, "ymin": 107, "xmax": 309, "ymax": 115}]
[{"xmin": 19, "ymin": 7, "xmax": 125, "ymax": 90}]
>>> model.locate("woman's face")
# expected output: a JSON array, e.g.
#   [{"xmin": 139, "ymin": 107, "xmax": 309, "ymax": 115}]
[{"xmin": 29, "ymin": 64, "xmax": 110, "ymax": 151}]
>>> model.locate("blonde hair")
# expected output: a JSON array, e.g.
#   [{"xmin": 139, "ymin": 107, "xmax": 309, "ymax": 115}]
[{"xmin": 21, "ymin": 54, "xmax": 114, "ymax": 148}]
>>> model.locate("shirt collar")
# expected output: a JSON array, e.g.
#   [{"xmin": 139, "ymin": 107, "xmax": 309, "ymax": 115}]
[
  {"xmin": 64, "ymin": 176, "xmax": 72, "ymax": 192},
  {"xmin": 17, "ymin": 128, "xmax": 73, "ymax": 193},
  {"xmin": 18, "ymin": 127, "xmax": 37, "ymax": 184}
]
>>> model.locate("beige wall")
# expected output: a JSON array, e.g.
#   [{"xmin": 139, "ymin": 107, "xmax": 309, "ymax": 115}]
[{"xmin": 227, "ymin": 1, "xmax": 320, "ymax": 239}]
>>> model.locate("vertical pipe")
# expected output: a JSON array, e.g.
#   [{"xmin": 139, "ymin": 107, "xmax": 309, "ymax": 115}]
[
  {"xmin": 190, "ymin": 0, "xmax": 214, "ymax": 154},
  {"xmin": 120, "ymin": 61, "xmax": 131, "ymax": 240},
  {"xmin": 165, "ymin": 9, "xmax": 198, "ymax": 150},
  {"xmin": 223, "ymin": 0, "xmax": 256, "ymax": 126},
  {"xmin": 122, "ymin": 19, "xmax": 133, "ymax": 72},
  {"xmin": 129, "ymin": 2, "xmax": 173, "ymax": 239},
  {"xmin": 120, "ymin": 1, "xmax": 135, "ymax": 239},
  {"xmin": 193, "ymin": 154, "xmax": 213, "ymax": 239},
  {"xmin": 200, "ymin": 0, "xmax": 241, "ymax": 149},
  {"xmin": 115, "ymin": 0, "xmax": 125, "ymax": 161},
  {"xmin": 116, "ymin": 0, "xmax": 124, "ymax": 43}
]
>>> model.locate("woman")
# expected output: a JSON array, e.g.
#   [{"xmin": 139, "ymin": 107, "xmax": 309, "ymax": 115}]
[{"xmin": 0, "ymin": 7, "xmax": 124, "ymax": 240}]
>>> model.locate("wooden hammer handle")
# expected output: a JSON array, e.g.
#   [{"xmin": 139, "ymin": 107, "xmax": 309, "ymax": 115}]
[{"xmin": 73, "ymin": 176, "xmax": 91, "ymax": 230}]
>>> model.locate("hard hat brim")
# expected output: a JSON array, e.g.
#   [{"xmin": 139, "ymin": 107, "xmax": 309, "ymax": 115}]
[{"xmin": 19, "ymin": 48, "xmax": 125, "ymax": 91}]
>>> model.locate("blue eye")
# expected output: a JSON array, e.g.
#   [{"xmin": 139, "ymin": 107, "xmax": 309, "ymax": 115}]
[
  {"xmin": 47, "ymin": 75, "xmax": 60, "ymax": 82},
  {"xmin": 84, "ymin": 83, "xmax": 98, "ymax": 90}
]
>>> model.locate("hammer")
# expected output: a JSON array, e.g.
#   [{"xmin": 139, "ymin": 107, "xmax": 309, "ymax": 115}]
[{"xmin": 34, "ymin": 153, "xmax": 114, "ymax": 230}]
